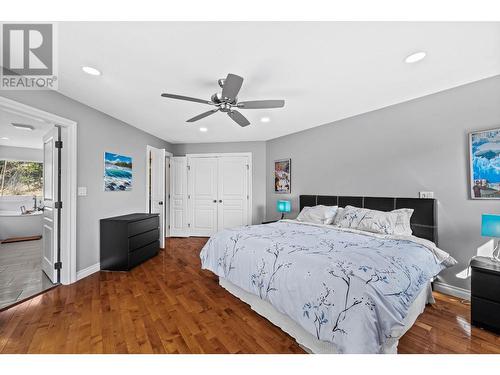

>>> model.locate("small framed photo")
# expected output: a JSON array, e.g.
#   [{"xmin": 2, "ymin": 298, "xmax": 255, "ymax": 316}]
[
  {"xmin": 469, "ymin": 127, "xmax": 500, "ymax": 199},
  {"xmin": 274, "ymin": 158, "xmax": 291, "ymax": 194}
]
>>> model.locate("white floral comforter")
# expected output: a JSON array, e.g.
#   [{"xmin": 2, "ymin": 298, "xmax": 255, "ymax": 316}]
[{"xmin": 200, "ymin": 220, "xmax": 456, "ymax": 353}]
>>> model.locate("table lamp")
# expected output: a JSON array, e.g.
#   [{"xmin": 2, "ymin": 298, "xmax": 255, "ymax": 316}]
[
  {"xmin": 481, "ymin": 214, "xmax": 500, "ymax": 261},
  {"xmin": 276, "ymin": 200, "xmax": 291, "ymax": 220}
]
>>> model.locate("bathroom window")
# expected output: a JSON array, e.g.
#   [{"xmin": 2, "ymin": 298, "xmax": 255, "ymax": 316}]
[{"xmin": 0, "ymin": 160, "xmax": 43, "ymax": 196}]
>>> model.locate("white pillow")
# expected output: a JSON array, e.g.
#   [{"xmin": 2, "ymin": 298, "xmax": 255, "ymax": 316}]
[
  {"xmin": 392, "ymin": 208, "xmax": 414, "ymax": 236},
  {"xmin": 335, "ymin": 205, "xmax": 414, "ymax": 235},
  {"xmin": 332, "ymin": 207, "xmax": 344, "ymax": 226},
  {"xmin": 296, "ymin": 205, "xmax": 339, "ymax": 225}
]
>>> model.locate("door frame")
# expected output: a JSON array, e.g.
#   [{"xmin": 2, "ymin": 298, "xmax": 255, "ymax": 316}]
[
  {"xmin": 164, "ymin": 151, "xmax": 172, "ymax": 238},
  {"xmin": 186, "ymin": 152, "xmax": 253, "ymax": 227},
  {"xmin": 145, "ymin": 146, "xmax": 173, "ymax": 244},
  {"xmin": 0, "ymin": 96, "xmax": 78, "ymax": 285}
]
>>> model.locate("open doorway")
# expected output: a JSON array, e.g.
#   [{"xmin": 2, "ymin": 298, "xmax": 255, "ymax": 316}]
[
  {"xmin": 0, "ymin": 97, "xmax": 77, "ymax": 310},
  {"xmin": 0, "ymin": 109, "xmax": 59, "ymax": 308}
]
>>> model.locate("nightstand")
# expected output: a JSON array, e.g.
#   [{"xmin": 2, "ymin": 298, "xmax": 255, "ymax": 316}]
[{"xmin": 470, "ymin": 256, "xmax": 500, "ymax": 334}]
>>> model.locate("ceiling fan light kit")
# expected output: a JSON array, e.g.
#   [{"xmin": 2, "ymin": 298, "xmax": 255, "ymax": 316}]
[{"xmin": 161, "ymin": 73, "xmax": 285, "ymax": 127}]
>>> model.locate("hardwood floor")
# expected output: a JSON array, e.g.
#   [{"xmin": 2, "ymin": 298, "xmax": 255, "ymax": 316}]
[{"xmin": 0, "ymin": 237, "xmax": 499, "ymax": 354}]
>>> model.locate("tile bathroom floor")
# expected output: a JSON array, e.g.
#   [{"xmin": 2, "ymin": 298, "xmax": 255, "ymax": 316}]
[{"xmin": 0, "ymin": 239, "xmax": 54, "ymax": 310}]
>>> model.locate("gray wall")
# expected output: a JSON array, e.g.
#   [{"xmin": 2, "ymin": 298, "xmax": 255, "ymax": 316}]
[
  {"xmin": 172, "ymin": 142, "xmax": 267, "ymax": 224},
  {"xmin": 4, "ymin": 75, "xmax": 499, "ymax": 291},
  {"xmin": 0, "ymin": 145, "xmax": 43, "ymax": 162},
  {"xmin": 0, "ymin": 91, "xmax": 172, "ymax": 272},
  {"xmin": 266, "ymin": 75, "xmax": 500, "ymax": 291}
]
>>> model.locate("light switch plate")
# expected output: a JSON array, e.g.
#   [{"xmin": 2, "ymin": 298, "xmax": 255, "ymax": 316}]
[
  {"xmin": 419, "ymin": 191, "xmax": 434, "ymax": 199},
  {"xmin": 78, "ymin": 186, "xmax": 87, "ymax": 196}
]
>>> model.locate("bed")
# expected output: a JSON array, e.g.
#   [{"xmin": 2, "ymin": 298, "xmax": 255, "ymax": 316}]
[{"xmin": 200, "ymin": 195, "xmax": 457, "ymax": 354}]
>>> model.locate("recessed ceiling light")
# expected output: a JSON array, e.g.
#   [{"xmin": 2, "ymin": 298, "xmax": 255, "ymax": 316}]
[
  {"xmin": 82, "ymin": 66, "xmax": 101, "ymax": 76},
  {"xmin": 11, "ymin": 123, "xmax": 34, "ymax": 131},
  {"xmin": 199, "ymin": 127, "xmax": 208, "ymax": 132},
  {"xmin": 405, "ymin": 51, "xmax": 426, "ymax": 64},
  {"xmin": 0, "ymin": 137, "xmax": 9, "ymax": 140},
  {"xmin": 260, "ymin": 117, "xmax": 270, "ymax": 123}
]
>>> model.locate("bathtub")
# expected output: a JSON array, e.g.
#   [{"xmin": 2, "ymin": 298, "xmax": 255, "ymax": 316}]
[{"xmin": 0, "ymin": 210, "xmax": 43, "ymax": 241}]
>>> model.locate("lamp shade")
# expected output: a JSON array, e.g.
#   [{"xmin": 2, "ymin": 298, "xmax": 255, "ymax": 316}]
[
  {"xmin": 276, "ymin": 200, "xmax": 291, "ymax": 213},
  {"xmin": 481, "ymin": 214, "xmax": 500, "ymax": 238}
]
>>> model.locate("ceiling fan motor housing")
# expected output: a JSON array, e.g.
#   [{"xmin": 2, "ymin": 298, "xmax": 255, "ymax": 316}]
[{"xmin": 211, "ymin": 92, "xmax": 237, "ymax": 106}]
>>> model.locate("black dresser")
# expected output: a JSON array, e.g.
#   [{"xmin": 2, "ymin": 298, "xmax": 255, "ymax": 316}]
[
  {"xmin": 100, "ymin": 213, "xmax": 160, "ymax": 271},
  {"xmin": 471, "ymin": 256, "xmax": 500, "ymax": 334}
]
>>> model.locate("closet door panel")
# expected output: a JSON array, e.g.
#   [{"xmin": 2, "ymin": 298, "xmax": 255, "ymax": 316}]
[
  {"xmin": 217, "ymin": 156, "xmax": 249, "ymax": 231},
  {"xmin": 169, "ymin": 157, "xmax": 189, "ymax": 237},
  {"xmin": 189, "ymin": 157, "xmax": 218, "ymax": 236}
]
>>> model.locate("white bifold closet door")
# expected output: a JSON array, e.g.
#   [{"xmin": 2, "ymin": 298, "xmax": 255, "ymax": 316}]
[
  {"xmin": 189, "ymin": 157, "xmax": 219, "ymax": 236},
  {"xmin": 169, "ymin": 156, "xmax": 189, "ymax": 237},
  {"xmin": 188, "ymin": 155, "xmax": 249, "ymax": 237},
  {"xmin": 217, "ymin": 156, "xmax": 249, "ymax": 231}
]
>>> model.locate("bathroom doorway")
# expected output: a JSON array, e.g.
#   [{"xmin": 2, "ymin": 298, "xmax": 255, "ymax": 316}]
[
  {"xmin": 0, "ymin": 109, "xmax": 60, "ymax": 309},
  {"xmin": 0, "ymin": 97, "xmax": 77, "ymax": 310}
]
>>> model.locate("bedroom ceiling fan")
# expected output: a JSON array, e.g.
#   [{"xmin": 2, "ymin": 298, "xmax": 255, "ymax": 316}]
[{"xmin": 161, "ymin": 73, "xmax": 285, "ymax": 127}]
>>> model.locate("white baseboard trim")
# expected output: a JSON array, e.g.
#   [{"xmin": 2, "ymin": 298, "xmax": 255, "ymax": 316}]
[
  {"xmin": 76, "ymin": 263, "xmax": 100, "ymax": 281},
  {"xmin": 433, "ymin": 281, "xmax": 471, "ymax": 301}
]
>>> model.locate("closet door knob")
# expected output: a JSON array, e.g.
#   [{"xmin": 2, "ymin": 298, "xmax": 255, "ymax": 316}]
[
  {"xmin": 213, "ymin": 200, "xmax": 217, "ymax": 203},
  {"xmin": 219, "ymin": 200, "xmax": 222, "ymax": 203}
]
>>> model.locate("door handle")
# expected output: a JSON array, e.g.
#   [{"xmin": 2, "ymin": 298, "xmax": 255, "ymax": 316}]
[
  {"xmin": 159, "ymin": 201, "xmax": 163, "ymax": 205},
  {"xmin": 213, "ymin": 200, "xmax": 217, "ymax": 203},
  {"xmin": 219, "ymin": 200, "xmax": 222, "ymax": 203}
]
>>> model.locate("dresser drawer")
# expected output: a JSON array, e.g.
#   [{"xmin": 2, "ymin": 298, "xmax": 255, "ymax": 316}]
[
  {"xmin": 129, "ymin": 228, "xmax": 159, "ymax": 251},
  {"xmin": 471, "ymin": 268, "xmax": 500, "ymax": 303},
  {"xmin": 129, "ymin": 241, "xmax": 159, "ymax": 269},
  {"xmin": 128, "ymin": 216, "xmax": 159, "ymax": 237},
  {"xmin": 471, "ymin": 297, "xmax": 500, "ymax": 333}
]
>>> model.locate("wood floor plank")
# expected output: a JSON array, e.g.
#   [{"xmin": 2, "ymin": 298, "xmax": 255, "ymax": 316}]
[{"xmin": 1, "ymin": 237, "xmax": 499, "ymax": 354}]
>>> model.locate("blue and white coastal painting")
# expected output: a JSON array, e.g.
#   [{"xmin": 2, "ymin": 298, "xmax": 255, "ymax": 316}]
[
  {"xmin": 470, "ymin": 128, "xmax": 500, "ymax": 199},
  {"xmin": 104, "ymin": 152, "xmax": 132, "ymax": 191}
]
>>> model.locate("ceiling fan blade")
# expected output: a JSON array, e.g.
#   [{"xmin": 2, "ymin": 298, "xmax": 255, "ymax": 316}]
[
  {"xmin": 221, "ymin": 74, "xmax": 244, "ymax": 102},
  {"xmin": 227, "ymin": 110, "xmax": 250, "ymax": 127},
  {"xmin": 186, "ymin": 108, "xmax": 219, "ymax": 122},
  {"xmin": 237, "ymin": 100, "xmax": 285, "ymax": 109},
  {"xmin": 161, "ymin": 93, "xmax": 212, "ymax": 105}
]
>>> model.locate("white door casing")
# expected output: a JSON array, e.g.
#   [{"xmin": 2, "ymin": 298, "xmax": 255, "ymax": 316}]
[
  {"xmin": 165, "ymin": 156, "xmax": 170, "ymax": 238},
  {"xmin": 188, "ymin": 157, "xmax": 219, "ymax": 237},
  {"xmin": 217, "ymin": 156, "xmax": 249, "ymax": 231},
  {"xmin": 147, "ymin": 146, "xmax": 166, "ymax": 248},
  {"xmin": 42, "ymin": 127, "xmax": 59, "ymax": 283},
  {"xmin": 169, "ymin": 156, "xmax": 189, "ymax": 237}
]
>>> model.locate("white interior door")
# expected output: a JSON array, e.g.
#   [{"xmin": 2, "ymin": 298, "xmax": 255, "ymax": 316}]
[
  {"xmin": 148, "ymin": 146, "xmax": 165, "ymax": 248},
  {"xmin": 217, "ymin": 156, "xmax": 249, "ymax": 230},
  {"xmin": 42, "ymin": 127, "xmax": 59, "ymax": 283},
  {"xmin": 170, "ymin": 156, "xmax": 189, "ymax": 237},
  {"xmin": 188, "ymin": 157, "xmax": 218, "ymax": 236}
]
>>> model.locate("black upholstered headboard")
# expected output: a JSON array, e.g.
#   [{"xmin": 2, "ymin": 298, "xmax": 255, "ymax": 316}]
[{"xmin": 299, "ymin": 195, "xmax": 438, "ymax": 245}]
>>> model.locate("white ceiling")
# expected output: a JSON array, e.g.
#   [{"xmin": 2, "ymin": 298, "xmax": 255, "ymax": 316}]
[
  {"xmin": 57, "ymin": 22, "xmax": 500, "ymax": 144},
  {"xmin": 0, "ymin": 109, "xmax": 53, "ymax": 149}
]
